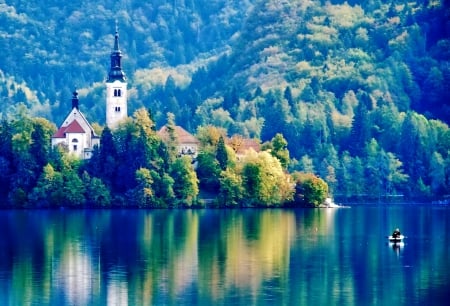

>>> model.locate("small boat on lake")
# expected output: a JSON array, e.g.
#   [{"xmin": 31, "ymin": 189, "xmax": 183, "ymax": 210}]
[
  {"xmin": 389, "ymin": 228, "xmax": 404, "ymax": 243},
  {"xmin": 388, "ymin": 235, "xmax": 405, "ymax": 243}
]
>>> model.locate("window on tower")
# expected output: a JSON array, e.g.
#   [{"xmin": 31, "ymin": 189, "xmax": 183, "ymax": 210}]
[
  {"xmin": 113, "ymin": 89, "xmax": 122, "ymax": 97},
  {"xmin": 115, "ymin": 106, "xmax": 121, "ymax": 112}
]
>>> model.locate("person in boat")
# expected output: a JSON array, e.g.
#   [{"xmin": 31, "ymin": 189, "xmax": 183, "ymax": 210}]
[{"xmin": 392, "ymin": 228, "xmax": 401, "ymax": 238}]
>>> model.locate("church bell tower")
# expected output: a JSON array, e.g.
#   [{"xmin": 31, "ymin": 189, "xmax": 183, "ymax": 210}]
[{"xmin": 106, "ymin": 24, "xmax": 127, "ymax": 129}]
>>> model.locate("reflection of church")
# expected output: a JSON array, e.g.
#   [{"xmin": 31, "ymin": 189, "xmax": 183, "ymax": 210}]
[{"xmin": 51, "ymin": 28, "xmax": 128, "ymax": 159}]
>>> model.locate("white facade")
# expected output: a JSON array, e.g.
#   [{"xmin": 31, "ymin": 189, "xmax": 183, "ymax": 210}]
[
  {"xmin": 105, "ymin": 28, "xmax": 127, "ymax": 129},
  {"xmin": 106, "ymin": 80, "xmax": 127, "ymax": 129},
  {"xmin": 52, "ymin": 103, "xmax": 100, "ymax": 159}
]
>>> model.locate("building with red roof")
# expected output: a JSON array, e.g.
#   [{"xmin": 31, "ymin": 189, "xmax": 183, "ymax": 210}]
[
  {"xmin": 51, "ymin": 91, "xmax": 100, "ymax": 159},
  {"xmin": 157, "ymin": 125, "xmax": 200, "ymax": 157}
]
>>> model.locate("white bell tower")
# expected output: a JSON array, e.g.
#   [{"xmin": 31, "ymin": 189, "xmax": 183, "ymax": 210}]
[{"xmin": 106, "ymin": 25, "xmax": 127, "ymax": 129}]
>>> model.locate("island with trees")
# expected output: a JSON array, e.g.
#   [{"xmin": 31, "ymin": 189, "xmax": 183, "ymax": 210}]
[{"xmin": 0, "ymin": 108, "xmax": 328, "ymax": 208}]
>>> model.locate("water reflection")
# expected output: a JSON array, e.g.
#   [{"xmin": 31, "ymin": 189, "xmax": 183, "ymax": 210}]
[{"xmin": 0, "ymin": 207, "xmax": 449, "ymax": 305}]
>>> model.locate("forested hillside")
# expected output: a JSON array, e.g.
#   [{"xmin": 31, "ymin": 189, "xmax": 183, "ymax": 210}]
[{"xmin": 0, "ymin": 0, "xmax": 449, "ymax": 200}]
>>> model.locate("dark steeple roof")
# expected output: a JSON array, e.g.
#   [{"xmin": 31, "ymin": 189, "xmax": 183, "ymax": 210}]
[
  {"xmin": 71, "ymin": 90, "xmax": 79, "ymax": 109},
  {"xmin": 107, "ymin": 24, "xmax": 126, "ymax": 83}
]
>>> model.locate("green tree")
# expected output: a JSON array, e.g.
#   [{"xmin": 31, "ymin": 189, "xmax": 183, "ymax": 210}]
[
  {"xmin": 62, "ymin": 167, "xmax": 86, "ymax": 207},
  {"xmin": 95, "ymin": 126, "xmax": 117, "ymax": 186},
  {"xmin": 130, "ymin": 167, "xmax": 155, "ymax": 207},
  {"xmin": 262, "ymin": 133, "xmax": 290, "ymax": 169},
  {"xmin": 165, "ymin": 112, "xmax": 178, "ymax": 162},
  {"xmin": 216, "ymin": 135, "xmax": 228, "ymax": 170},
  {"xmin": 241, "ymin": 150, "xmax": 293, "ymax": 207},
  {"xmin": 349, "ymin": 93, "xmax": 371, "ymax": 155},
  {"xmin": 0, "ymin": 119, "xmax": 14, "ymax": 201},
  {"xmin": 291, "ymin": 172, "xmax": 328, "ymax": 207},
  {"xmin": 170, "ymin": 156, "xmax": 199, "ymax": 207},
  {"xmin": 260, "ymin": 91, "xmax": 290, "ymax": 142},
  {"xmin": 429, "ymin": 152, "xmax": 447, "ymax": 196},
  {"xmin": 28, "ymin": 163, "xmax": 64, "ymax": 207},
  {"xmin": 384, "ymin": 151, "xmax": 409, "ymax": 195},
  {"xmin": 82, "ymin": 171, "xmax": 111, "ymax": 207},
  {"xmin": 399, "ymin": 112, "xmax": 428, "ymax": 186},
  {"xmin": 196, "ymin": 151, "xmax": 221, "ymax": 191},
  {"xmin": 217, "ymin": 168, "xmax": 244, "ymax": 207},
  {"xmin": 294, "ymin": 155, "xmax": 315, "ymax": 173},
  {"xmin": 196, "ymin": 125, "xmax": 226, "ymax": 152},
  {"xmin": 365, "ymin": 139, "xmax": 408, "ymax": 198},
  {"xmin": 114, "ymin": 109, "xmax": 164, "ymax": 193},
  {"xmin": 30, "ymin": 118, "xmax": 54, "ymax": 170},
  {"xmin": 337, "ymin": 151, "xmax": 365, "ymax": 199}
]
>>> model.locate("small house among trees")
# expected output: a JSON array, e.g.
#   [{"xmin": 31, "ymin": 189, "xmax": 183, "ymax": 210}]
[
  {"xmin": 157, "ymin": 125, "xmax": 200, "ymax": 157},
  {"xmin": 226, "ymin": 136, "xmax": 260, "ymax": 158}
]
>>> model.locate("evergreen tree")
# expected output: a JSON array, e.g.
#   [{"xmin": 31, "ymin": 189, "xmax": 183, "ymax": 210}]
[
  {"xmin": 429, "ymin": 152, "xmax": 447, "ymax": 196},
  {"xmin": 0, "ymin": 119, "xmax": 14, "ymax": 200},
  {"xmin": 165, "ymin": 112, "xmax": 178, "ymax": 162},
  {"xmin": 82, "ymin": 171, "xmax": 111, "ymax": 207},
  {"xmin": 30, "ymin": 121, "xmax": 50, "ymax": 170},
  {"xmin": 349, "ymin": 95, "xmax": 371, "ymax": 155},
  {"xmin": 97, "ymin": 126, "xmax": 117, "ymax": 186},
  {"xmin": 216, "ymin": 135, "xmax": 228, "ymax": 170},
  {"xmin": 269, "ymin": 133, "xmax": 290, "ymax": 169}
]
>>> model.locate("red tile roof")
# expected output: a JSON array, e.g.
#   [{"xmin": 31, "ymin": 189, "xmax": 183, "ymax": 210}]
[
  {"xmin": 52, "ymin": 120, "xmax": 86, "ymax": 138},
  {"xmin": 157, "ymin": 125, "xmax": 199, "ymax": 144},
  {"xmin": 226, "ymin": 137, "xmax": 260, "ymax": 154}
]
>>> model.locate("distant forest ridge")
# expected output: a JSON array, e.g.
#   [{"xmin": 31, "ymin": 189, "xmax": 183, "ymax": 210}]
[{"xmin": 0, "ymin": 0, "xmax": 448, "ymax": 123}]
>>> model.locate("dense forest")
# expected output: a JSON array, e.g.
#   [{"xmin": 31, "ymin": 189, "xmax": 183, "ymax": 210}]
[{"xmin": 0, "ymin": 0, "xmax": 449, "ymax": 203}]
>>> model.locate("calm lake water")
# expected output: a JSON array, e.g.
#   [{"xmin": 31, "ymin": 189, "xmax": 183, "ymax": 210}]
[{"xmin": 0, "ymin": 206, "xmax": 449, "ymax": 306}]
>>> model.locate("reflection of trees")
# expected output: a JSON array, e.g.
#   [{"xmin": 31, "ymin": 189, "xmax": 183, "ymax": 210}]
[
  {"xmin": 197, "ymin": 210, "xmax": 296, "ymax": 304},
  {"xmin": 1, "ymin": 209, "xmax": 449, "ymax": 304}
]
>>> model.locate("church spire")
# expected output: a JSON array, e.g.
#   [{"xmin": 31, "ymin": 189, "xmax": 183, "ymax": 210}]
[
  {"xmin": 113, "ymin": 20, "xmax": 120, "ymax": 52},
  {"xmin": 107, "ymin": 22, "xmax": 126, "ymax": 82},
  {"xmin": 71, "ymin": 90, "xmax": 79, "ymax": 109}
]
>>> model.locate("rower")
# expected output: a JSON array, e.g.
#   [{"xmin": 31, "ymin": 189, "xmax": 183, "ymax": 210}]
[{"xmin": 392, "ymin": 228, "xmax": 401, "ymax": 238}]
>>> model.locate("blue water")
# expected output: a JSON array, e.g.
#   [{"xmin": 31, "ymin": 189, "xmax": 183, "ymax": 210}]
[{"xmin": 0, "ymin": 206, "xmax": 448, "ymax": 305}]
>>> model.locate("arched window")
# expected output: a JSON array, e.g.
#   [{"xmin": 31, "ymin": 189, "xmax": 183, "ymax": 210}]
[
  {"xmin": 72, "ymin": 138, "xmax": 79, "ymax": 143},
  {"xmin": 113, "ymin": 89, "xmax": 122, "ymax": 97}
]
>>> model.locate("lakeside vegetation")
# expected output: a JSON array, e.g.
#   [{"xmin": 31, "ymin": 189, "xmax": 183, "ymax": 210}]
[{"xmin": 0, "ymin": 108, "xmax": 329, "ymax": 208}]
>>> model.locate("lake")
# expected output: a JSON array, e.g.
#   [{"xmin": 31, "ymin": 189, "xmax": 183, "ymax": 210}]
[{"xmin": 0, "ymin": 206, "xmax": 449, "ymax": 305}]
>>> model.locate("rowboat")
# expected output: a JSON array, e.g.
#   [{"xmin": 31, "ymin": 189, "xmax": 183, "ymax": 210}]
[{"xmin": 388, "ymin": 235, "xmax": 404, "ymax": 243}]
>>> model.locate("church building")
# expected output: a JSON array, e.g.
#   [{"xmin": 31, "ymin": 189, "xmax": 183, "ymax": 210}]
[
  {"xmin": 51, "ymin": 90, "xmax": 100, "ymax": 159},
  {"xmin": 51, "ymin": 27, "xmax": 128, "ymax": 159}
]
